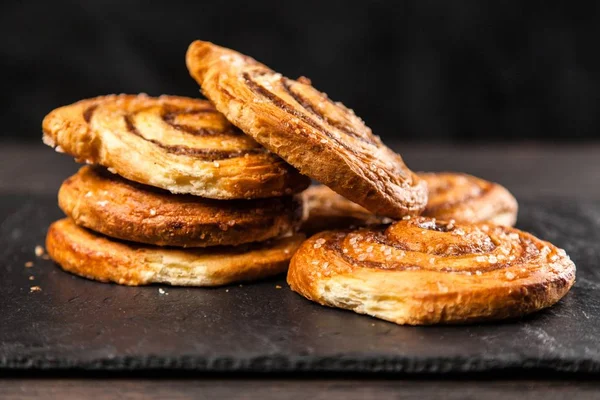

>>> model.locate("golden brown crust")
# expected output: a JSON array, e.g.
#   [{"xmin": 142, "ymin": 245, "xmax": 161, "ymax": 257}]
[
  {"xmin": 186, "ymin": 40, "xmax": 427, "ymax": 218},
  {"xmin": 420, "ymin": 172, "xmax": 518, "ymax": 226},
  {"xmin": 46, "ymin": 219, "xmax": 304, "ymax": 286},
  {"xmin": 301, "ymin": 174, "xmax": 518, "ymax": 234},
  {"xmin": 288, "ymin": 217, "xmax": 575, "ymax": 325},
  {"xmin": 58, "ymin": 166, "xmax": 304, "ymax": 247},
  {"xmin": 43, "ymin": 94, "xmax": 309, "ymax": 199}
]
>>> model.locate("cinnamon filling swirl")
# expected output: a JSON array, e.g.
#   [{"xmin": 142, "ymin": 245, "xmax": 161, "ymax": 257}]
[
  {"xmin": 319, "ymin": 217, "xmax": 567, "ymax": 277},
  {"xmin": 82, "ymin": 102, "xmax": 265, "ymax": 161}
]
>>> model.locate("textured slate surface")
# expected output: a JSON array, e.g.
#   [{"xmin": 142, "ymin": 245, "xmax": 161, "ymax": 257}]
[{"xmin": 0, "ymin": 194, "xmax": 599, "ymax": 375}]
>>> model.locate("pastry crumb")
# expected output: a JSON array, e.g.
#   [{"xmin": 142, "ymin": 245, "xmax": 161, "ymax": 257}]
[
  {"xmin": 35, "ymin": 246, "xmax": 45, "ymax": 257},
  {"xmin": 24, "ymin": 261, "xmax": 34, "ymax": 268},
  {"xmin": 30, "ymin": 286, "xmax": 42, "ymax": 293},
  {"xmin": 275, "ymin": 285, "xmax": 282, "ymax": 289},
  {"xmin": 29, "ymin": 276, "xmax": 35, "ymax": 281},
  {"xmin": 158, "ymin": 288, "xmax": 168, "ymax": 295}
]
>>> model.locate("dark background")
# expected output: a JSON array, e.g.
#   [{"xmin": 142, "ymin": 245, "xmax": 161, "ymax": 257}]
[{"xmin": 2, "ymin": 0, "xmax": 598, "ymax": 142}]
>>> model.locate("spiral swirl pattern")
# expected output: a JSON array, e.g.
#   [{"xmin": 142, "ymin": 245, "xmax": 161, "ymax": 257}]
[{"xmin": 43, "ymin": 94, "xmax": 309, "ymax": 199}]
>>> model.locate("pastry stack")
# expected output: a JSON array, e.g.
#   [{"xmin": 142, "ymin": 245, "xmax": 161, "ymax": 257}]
[
  {"xmin": 43, "ymin": 95, "xmax": 309, "ymax": 286},
  {"xmin": 42, "ymin": 40, "xmax": 575, "ymax": 325}
]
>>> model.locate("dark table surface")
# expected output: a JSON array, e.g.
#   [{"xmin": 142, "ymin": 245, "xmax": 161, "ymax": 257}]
[{"xmin": 2, "ymin": 142, "xmax": 600, "ymax": 399}]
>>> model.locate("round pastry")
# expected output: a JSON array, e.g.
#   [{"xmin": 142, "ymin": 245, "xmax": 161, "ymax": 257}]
[
  {"xmin": 300, "ymin": 185, "xmax": 389, "ymax": 236},
  {"xmin": 42, "ymin": 94, "xmax": 310, "ymax": 199},
  {"xmin": 288, "ymin": 217, "xmax": 575, "ymax": 325},
  {"xmin": 301, "ymin": 174, "xmax": 518, "ymax": 234},
  {"xmin": 46, "ymin": 219, "xmax": 304, "ymax": 286},
  {"xmin": 59, "ymin": 166, "xmax": 304, "ymax": 247},
  {"xmin": 420, "ymin": 172, "xmax": 518, "ymax": 226},
  {"xmin": 186, "ymin": 40, "xmax": 427, "ymax": 218}
]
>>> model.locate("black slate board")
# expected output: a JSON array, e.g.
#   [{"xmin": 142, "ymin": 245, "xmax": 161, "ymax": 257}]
[{"xmin": 1, "ymin": 194, "xmax": 599, "ymax": 375}]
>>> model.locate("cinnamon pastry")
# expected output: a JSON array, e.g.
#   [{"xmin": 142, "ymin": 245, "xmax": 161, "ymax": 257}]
[
  {"xmin": 420, "ymin": 172, "xmax": 518, "ymax": 226},
  {"xmin": 301, "ymin": 174, "xmax": 518, "ymax": 234},
  {"xmin": 186, "ymin": 41, "xmax": 427, "ymax": 218},
  {"xmin": 59, "ymin": 166, "xmax": 304, "ymax": 247},
  {"xmin": 288, "ymin": 217, "xmax": 575, "ymax": 325},
  {"xmin": 300, "ymin": 185, "xmax": 389, "ymax": 236},
  {"xmin": 43, "ymin": 94, "xmax": 309, "ymax": 199},
  {"xmin": 46, "ymin": 219, "xmax": 304, "ymax": 286}
]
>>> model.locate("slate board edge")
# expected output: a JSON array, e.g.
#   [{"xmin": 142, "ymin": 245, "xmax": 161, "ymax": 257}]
[{"xmin": 1, "ymin": 354, "xmax": 599, "ymax": 375}]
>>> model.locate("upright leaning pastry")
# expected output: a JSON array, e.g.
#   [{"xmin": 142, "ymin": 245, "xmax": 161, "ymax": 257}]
[{"xmin": 186, "ymin": 41, "xmax": 427, "ymax": 218}]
